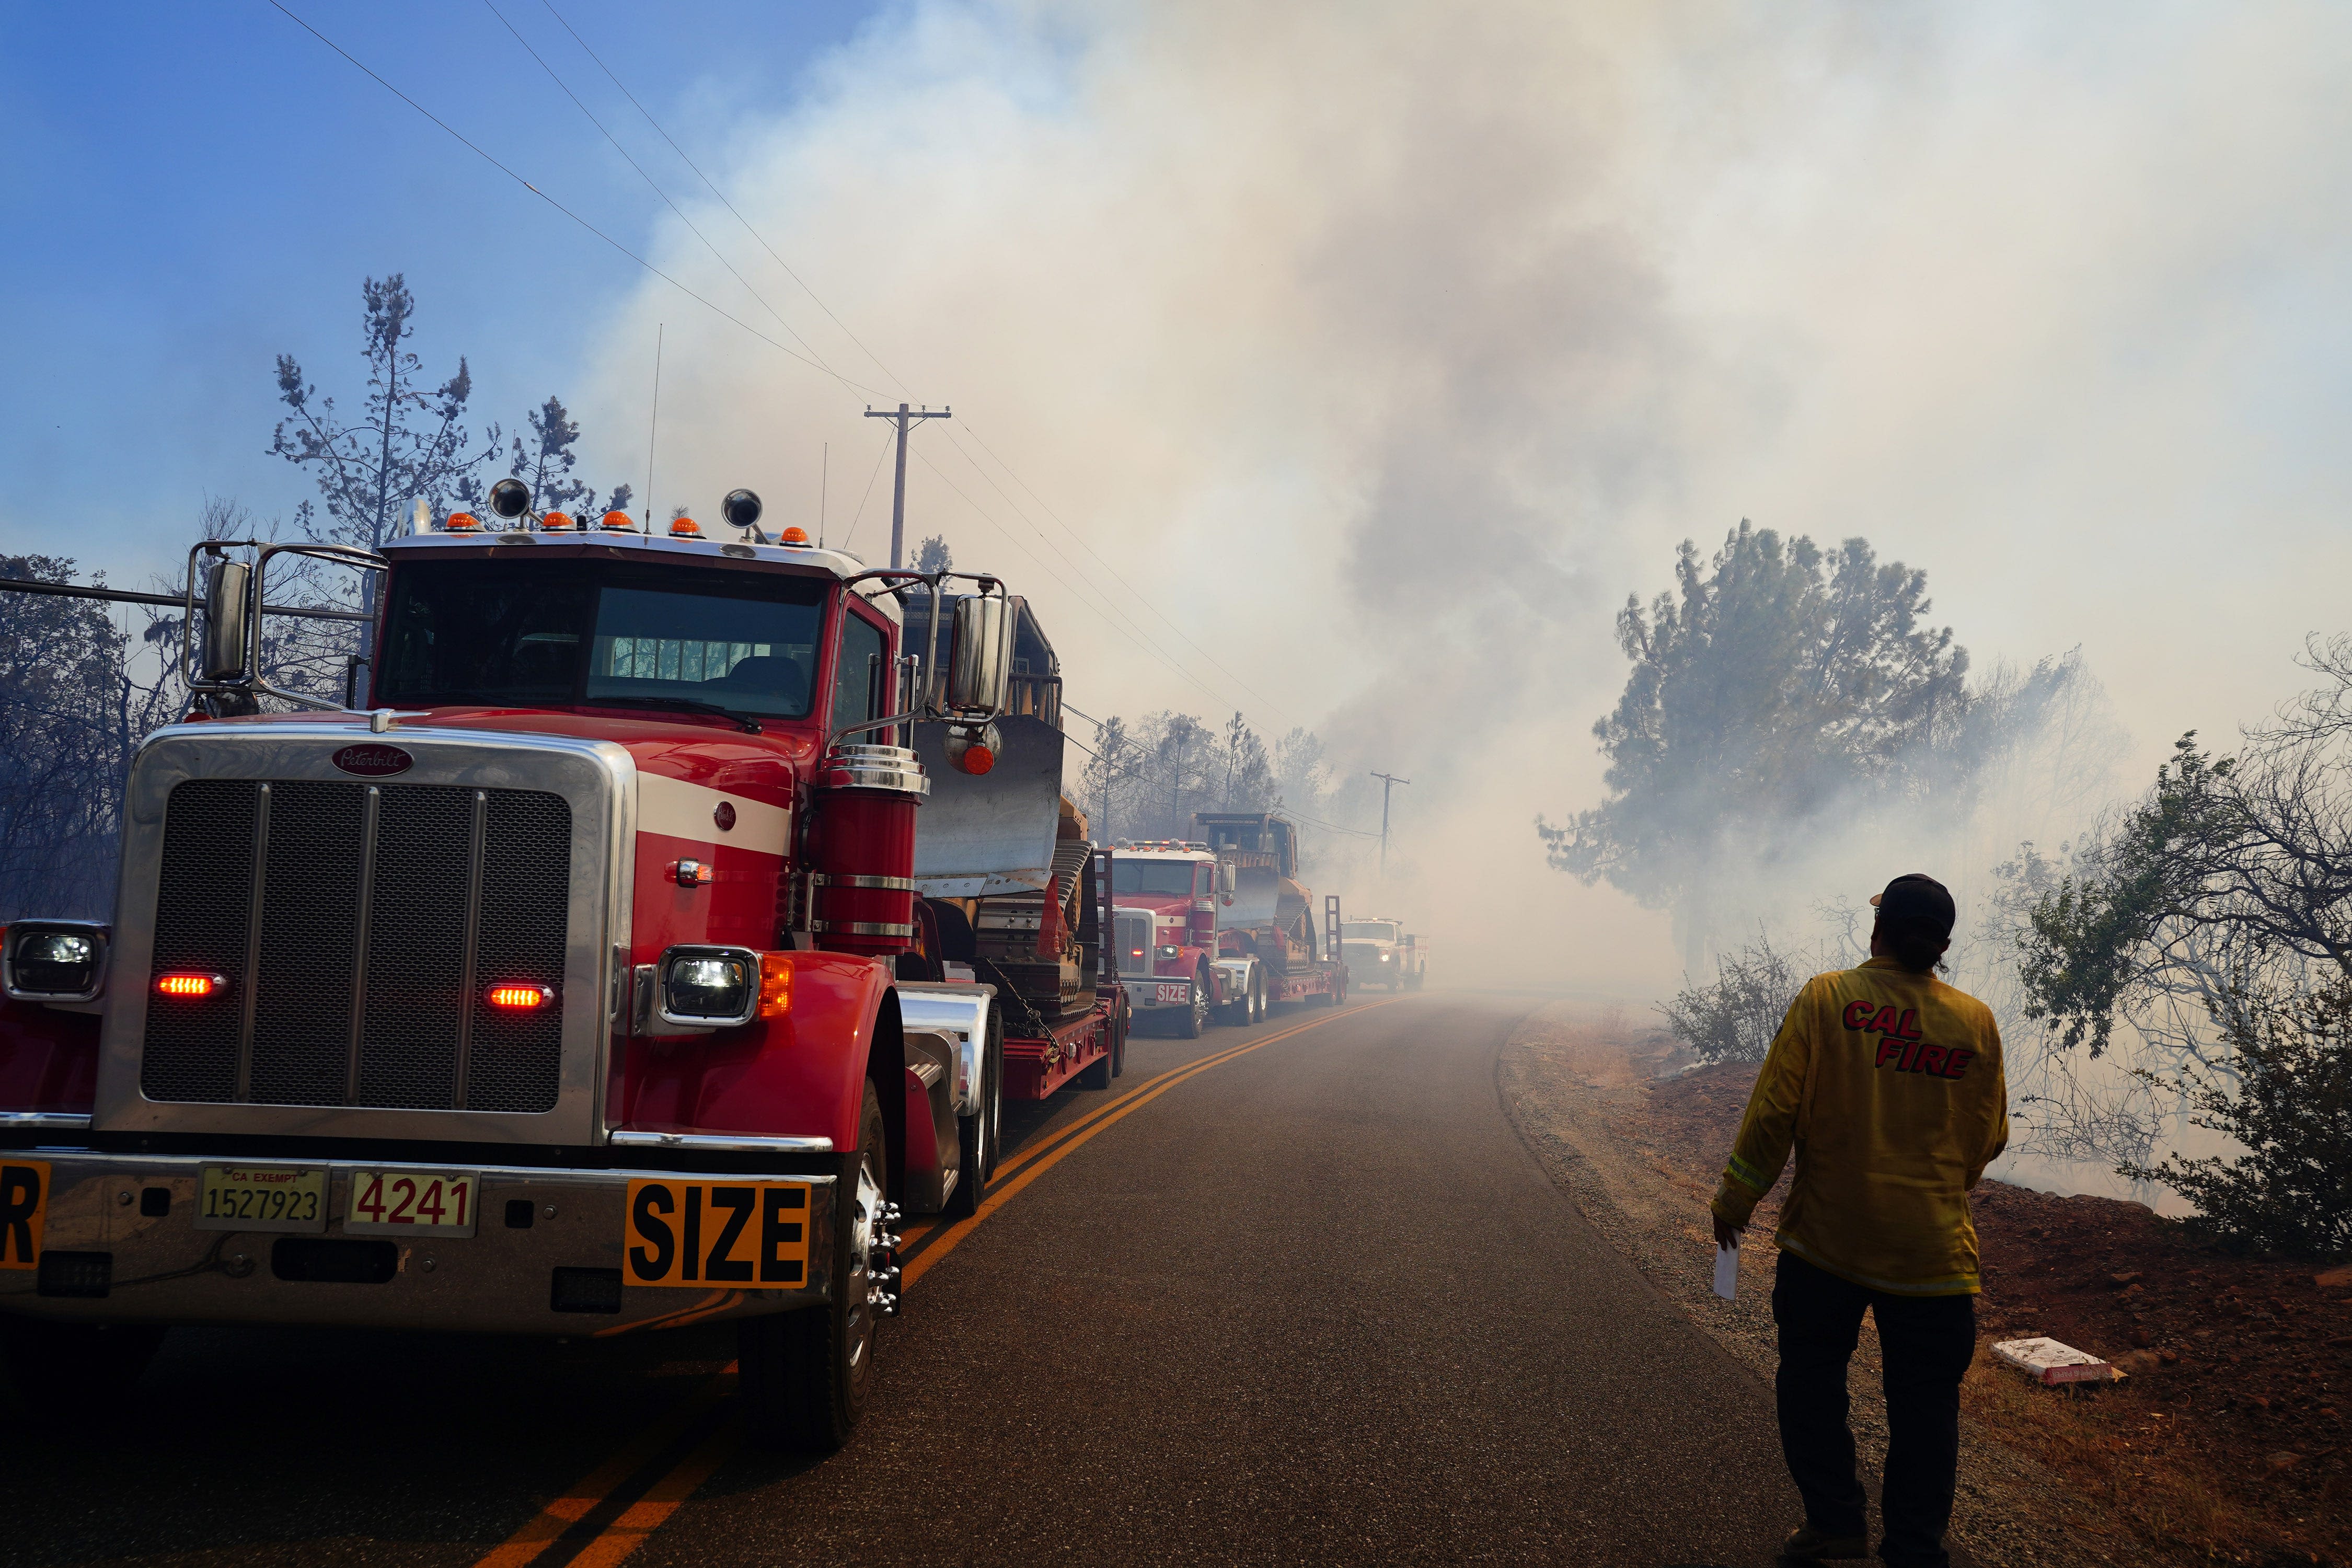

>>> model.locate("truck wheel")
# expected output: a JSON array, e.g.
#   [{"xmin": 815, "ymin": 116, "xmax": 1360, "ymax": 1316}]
[
  {"xmin": 1175, "ymin": 974, "xmax": 1208, "ymax": 1039},
  {"xmin": 740, "ymin": 1078, "xmax": 888, "ymax": 1452},
  {"xmin": 1078, "ymin": 1019, "xmax": 1114, "ymax": 1090},
  {"xmin": 946, "ymin": 1014, "xmax": 1002, "ymax": 1218},
  {"xmin": 0, "ymin": 1318, "xmax": 167, "ymax": 1402}
]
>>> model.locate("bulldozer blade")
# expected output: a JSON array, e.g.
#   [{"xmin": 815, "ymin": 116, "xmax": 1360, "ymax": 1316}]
[{"xmin": 911, "ymin": 713, "xmax": 1064, "ymax": 897}]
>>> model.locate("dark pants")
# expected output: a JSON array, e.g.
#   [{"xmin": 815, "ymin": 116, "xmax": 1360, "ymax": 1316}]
[{"xmin": 1772, "ymin": 1251, "xmax": 1977, "ymax": 1568}]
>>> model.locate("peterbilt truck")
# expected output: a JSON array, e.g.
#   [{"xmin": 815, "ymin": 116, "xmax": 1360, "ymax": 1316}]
[
  {"xmin": 1191, "ymin": 812, "xmax": 1348, "ymax": 1008},
  {"xmin": 0, "ymin": 481, "xmax": 1114, "ymax": 1451},
  {"xmin": 1339, "ymin": 917, "xmax": 1426, "ymax": 991},
  {"xmin": 1108, "ymin": 841, "xmax": 1264, "ymax": 1037}
]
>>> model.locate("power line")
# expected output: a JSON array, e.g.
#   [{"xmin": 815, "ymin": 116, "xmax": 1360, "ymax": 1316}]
[
  {"xmin": 839, "ymin": 424, "xmax": 897, "ymax": 553},
  {"xmin": 265, "ymin": 0, "xmax": 860, "ymax": 390},
  {"xmin": 535, "ymin": 0, "xmax": 1294, "ymax": 728},
  {"xmin": 480, "ymin": 0, "xmax": 869, "ymax": 394},
  {"xmin": 275, "ymin": 1, "xmax": 1295, "ymax": 736}
]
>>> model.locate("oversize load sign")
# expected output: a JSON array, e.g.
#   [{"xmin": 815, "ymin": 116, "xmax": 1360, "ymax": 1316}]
[
  {"xmin": 624, "ymin": 1179, "xmax": 812, "ymax": 1289},
  {"xmin": 1, "ymin": 1160, "xmax": 47, "ymax": 1270}
]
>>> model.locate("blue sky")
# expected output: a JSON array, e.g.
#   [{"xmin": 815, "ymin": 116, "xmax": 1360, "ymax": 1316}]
[{"xmin": 0, "ymin": 0, "xmax": 878, "ymax": 580}]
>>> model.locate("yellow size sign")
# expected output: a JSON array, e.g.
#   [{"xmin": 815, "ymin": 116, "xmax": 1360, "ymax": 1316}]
[
  {"xmin": 1, "ymin": 1159, "xmax": 48, "ymax": 1270},
  {"xmin": 623, "ymin": 1179, "xmax": 813, "ymax": 1289}
]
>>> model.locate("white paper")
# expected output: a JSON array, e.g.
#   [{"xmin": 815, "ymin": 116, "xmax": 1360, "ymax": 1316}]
[{"xmin": 1713, "ymin": 1244, "xmax": 1738, "ymax": 1301}]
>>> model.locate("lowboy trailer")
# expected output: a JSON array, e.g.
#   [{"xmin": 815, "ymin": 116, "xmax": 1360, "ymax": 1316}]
[{"xmin": 0, "ymin": 483, "xmax": 1110, "ymax": 1451}]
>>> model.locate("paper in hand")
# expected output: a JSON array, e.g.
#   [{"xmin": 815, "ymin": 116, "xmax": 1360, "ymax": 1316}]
[{"xmin": 1713, "ymin": 1243, "xmax": 1738, "ymax": 1301}]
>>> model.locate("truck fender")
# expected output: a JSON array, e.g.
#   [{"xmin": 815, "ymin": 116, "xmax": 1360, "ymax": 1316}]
[
  {"xmin": 613, "ymin": 951, "xmax": 897, "ymax": 1160},
  {"xmin": 1209, "ymin": 956, "xmax": 1255, "ymax": 1005}
]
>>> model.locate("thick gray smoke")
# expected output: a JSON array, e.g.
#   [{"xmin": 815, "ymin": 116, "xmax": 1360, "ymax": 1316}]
[{"xmin": 574, "ymin": 1, "xmax": 2352, "ymax": 1007}]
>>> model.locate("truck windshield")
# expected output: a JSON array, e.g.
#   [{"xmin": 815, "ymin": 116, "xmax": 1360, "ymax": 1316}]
[
  {"xmin": 1342, "ymin": 922, "xmax": 1398, "ymax": 941},
  {"xmin": 1112, "ymin": 861, "xmax": 1197, "ymax": 896},
  {"xmin": 377, "ymin": 559, "xmax": 829, "ymax": 718}
]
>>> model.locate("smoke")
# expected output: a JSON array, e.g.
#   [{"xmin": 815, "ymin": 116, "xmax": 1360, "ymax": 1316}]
[{"xmin": 573, "ymin": 1, "xmax": 2352, "ymax": 1007}]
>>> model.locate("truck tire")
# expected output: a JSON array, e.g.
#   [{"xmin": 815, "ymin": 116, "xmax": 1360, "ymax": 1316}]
[
  {"xmin": 1078, "ymin": 1020, "xmax": 1113, "ymax": 1090},
  {"xmin": 945, "ymin": 1013, "xmax": 1002, "ymax": 1218},
  {"xmin": 0, "ymin": 1318, "xmax": 167, "ymax": 1402},
  {"xmin": 740, "ymin": 1078, "xmax": 887, "ymax": 1452},
  {"xmin": 1175, "ymin": 972, "xmax": 1208, "ymax": 1039}
]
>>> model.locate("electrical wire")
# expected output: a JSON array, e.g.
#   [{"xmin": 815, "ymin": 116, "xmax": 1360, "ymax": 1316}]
[
  {"xmin": 535, "ymin": 0, "xmax": 1294, "ymax": 728},
  {"xmin": 266, "ymin": 0, "xmax": 855, "ymax": 390},
  {"xmin": 481, "ymin": 0, "xmax": 875, "ymax": 396},
  {"xmin": 838, "ymin": 424, "xmax": 896, "ymax": 554},
  {"xmin": 273, "ymin": 0, "xmax": 1296, "ymax": 736}
]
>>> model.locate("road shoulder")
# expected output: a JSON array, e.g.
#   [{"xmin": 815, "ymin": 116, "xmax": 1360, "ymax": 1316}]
[{"xmin": 1496, "ymin": 1002, "xmax": 2125, "ymax": 1568}]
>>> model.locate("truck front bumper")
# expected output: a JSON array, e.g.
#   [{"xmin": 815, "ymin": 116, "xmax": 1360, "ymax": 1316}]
[
  {"xmin": 0, "ymin": 1149, "xmax": 837, "ymax": 1337},
  {"xmin": 1119, "ymin": 976, "xmax": 1194, "ymax": 1014}
]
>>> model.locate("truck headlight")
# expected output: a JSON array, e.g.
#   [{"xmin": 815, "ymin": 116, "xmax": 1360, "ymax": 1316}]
[
  {"xmin": 1379, "ymin": 953, "xmax": 1391, "ymax": 962},
  {"xmin": 4, "ymin": 921, "xmax": 108, "ymax": 1002},
  {"xmin": 1156, "ymin": 944, "xmax": 1181, "ymax": 959},
  {"xmin": 658, "ymin": 945, "xmax": 759, "ymax": 1028}
]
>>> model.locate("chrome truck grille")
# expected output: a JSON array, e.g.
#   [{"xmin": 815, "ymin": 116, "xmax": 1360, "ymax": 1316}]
[
  {"xmin": 1114, "ymin": 910, "xmax": 1154, "ymax": 977},
  {"xmin": 96, "ymin": 722, "xmax": 633, "ymax": 1145},
  {"xmin": 142, "ymin": 779, "xmax": 572, "ymax": 1112}
]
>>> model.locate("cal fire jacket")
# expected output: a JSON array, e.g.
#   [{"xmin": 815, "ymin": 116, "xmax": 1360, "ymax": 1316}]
[{"xmin": 1710, "ymin": 956, "xmax": 2009, "ymax": 1296}]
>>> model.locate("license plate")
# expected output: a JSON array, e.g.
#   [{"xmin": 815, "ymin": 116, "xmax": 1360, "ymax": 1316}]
[
  {"xmin": 195, "ymin": 1166, "xmax": 328, "ymax": 1233},
  {"xmin": 345, "ymin": 1170, "xmax": 479, "ymax": 1237},
  {"xmin": 624, "ymin": 1179, "xmax": 813, "ymax": 1289},
  {"xmin": 1156, "ymin": 982, "xmax": 1189, "ymax": 1004}
]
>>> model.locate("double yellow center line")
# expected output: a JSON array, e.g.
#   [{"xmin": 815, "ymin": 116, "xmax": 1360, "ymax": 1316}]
[{"xmin": 477, "ymin": 996, "xmax": 1399, "ymax": 1567}]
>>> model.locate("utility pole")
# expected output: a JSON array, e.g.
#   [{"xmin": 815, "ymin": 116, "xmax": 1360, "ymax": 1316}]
[
  {"xmin": 863, "ymin": 402, "xmax": 951, "ymax": 568},
  {"xmin": 1369, "ymin": 771, "xmax": 1410, "ymax": 875}
]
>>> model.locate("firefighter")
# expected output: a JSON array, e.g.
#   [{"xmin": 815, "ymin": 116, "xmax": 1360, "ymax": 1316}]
[{"xmin": 1709, "ymin": 873, "xmax": 2007, "ymax": 1568}]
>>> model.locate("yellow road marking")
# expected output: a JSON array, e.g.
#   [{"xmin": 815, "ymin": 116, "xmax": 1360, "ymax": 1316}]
[
  {"xmin": 488, "ymin": 995, "xmax": 1403, "ymax": 1567},
  {"xmin": 472, "ymin": 1367, "xmax": 736, "ymax": 1568},
  {"xmin": 562, "ymin": 1420, "xmax": 743, "ymax": 1568},
  {"xmin": 904, "ymin": 999, "xmax": 1399, "ymax": 1288}
]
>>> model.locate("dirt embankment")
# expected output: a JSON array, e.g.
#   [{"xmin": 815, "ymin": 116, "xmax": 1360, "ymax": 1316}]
[{"xmin": 1501, "ymin": 1003, "xmax": 2351, "ymax": 1568}]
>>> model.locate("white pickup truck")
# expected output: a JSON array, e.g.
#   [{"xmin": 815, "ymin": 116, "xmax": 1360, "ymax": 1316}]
[{"xmin": 1338, "ymin": 918, "xmax": 1425, "ymax": 991}]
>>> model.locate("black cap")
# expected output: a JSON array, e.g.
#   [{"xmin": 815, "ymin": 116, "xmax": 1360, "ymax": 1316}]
[{"xmin": 1870, "ymin": 873, "xmax": 1955, "ymax": 936}]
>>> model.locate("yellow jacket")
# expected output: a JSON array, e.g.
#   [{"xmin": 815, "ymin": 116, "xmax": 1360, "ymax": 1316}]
[{"xmin": 1710, "ymin": 957, "xmax": 2009, "ymax": 1296}]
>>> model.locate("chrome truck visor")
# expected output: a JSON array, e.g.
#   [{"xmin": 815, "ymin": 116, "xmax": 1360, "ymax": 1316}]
[{"xmin": 94, "ymin": 722, "xmax": 636, "ymax": 1147}]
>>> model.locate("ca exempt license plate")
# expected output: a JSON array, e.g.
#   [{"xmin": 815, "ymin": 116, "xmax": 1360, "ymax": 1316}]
[
  {"xmin": 345, "ymin": 1170, "xmax": 479, "ymax": 1237},
  {"xmin": 1156, "ymin": 982, "xmax": 1189, "ymax": 1004},
  {"xmin": 195, "ymin": 1165, "xmax": 328, "ymax": 1233},
  {"xmin": 624, "ymin": 1179, "xmax": 813, "ymax": 1289}
]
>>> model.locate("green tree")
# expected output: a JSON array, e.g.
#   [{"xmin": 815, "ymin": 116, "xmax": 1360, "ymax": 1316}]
[
  {"xmin": 2016, "ymin": 638, "xmax": 2352, "ymax": 1247},
  {"xmin": 913, "ymin": 535, "xmax": 953, "ymax": 574},
  {"xmin": 270, "ymin": 274, "xmax": 502, "ymax": 543},
  {"xmin": 1540, "ymin": 521, "xmax": 1973, "ymax": 956}
]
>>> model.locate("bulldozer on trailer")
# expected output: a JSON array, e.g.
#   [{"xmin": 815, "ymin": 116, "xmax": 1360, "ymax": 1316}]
[{"xmin": 1191, "ymin": 812, "xmax": 1348, "ymax": 1010}]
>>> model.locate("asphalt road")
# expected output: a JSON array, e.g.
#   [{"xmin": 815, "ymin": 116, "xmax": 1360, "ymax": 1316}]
[{"xmin": 0, "ymin": 994, "xmax": 1800, "ymax": 1567}]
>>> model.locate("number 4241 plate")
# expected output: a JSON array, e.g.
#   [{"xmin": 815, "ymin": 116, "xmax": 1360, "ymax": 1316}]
[{"xmin": 345, "ymin": 1170, "xmax": 479, "ymax": 1237}]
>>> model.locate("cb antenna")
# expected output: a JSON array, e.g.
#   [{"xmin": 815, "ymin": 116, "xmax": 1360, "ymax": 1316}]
[
  {"xmin": 819, "ymin": 441, "xmax": 828, "ymax": 548},
  {"xmin": 643, "ymin": 322, "xmax": 663, "ymax": 535}
]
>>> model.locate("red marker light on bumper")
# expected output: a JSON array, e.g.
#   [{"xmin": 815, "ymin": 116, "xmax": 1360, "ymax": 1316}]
[
  {"xmin": 156, "ymin": 973, "xmax": 225, "ymax": 998},
  {"xmin": 486, "ymin": 983, "xmax": 554, "ymax": 1010}
]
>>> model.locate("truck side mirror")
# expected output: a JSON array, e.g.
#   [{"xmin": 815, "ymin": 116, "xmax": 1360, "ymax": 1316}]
[
  {"xmin": 1218, "ymin": 862, "xmax": 1236, "ymax": 895},
  {"xmin": 201, "ymin": 559, "xmax": 252, "ymax": 681},
  {"xmin": 944, "ymin": 594, "xmax": 1014, "ymax": 714}
]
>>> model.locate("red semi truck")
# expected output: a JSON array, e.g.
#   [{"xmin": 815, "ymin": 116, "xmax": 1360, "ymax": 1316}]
[
  {"xmin": 1108, "ymin": 840, "xmax": 1266, "ymax": 1036},
  {"xmin": 0, "ymin": 483, "xmax": 1116, "ymax": 1451}
]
